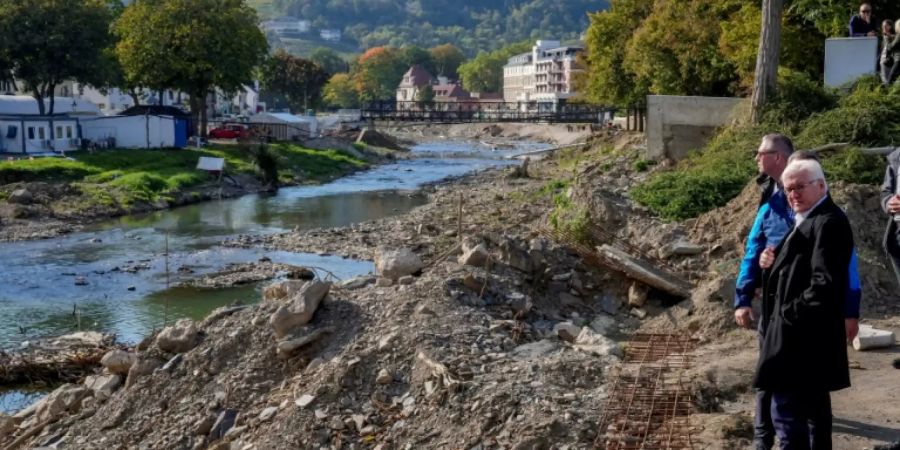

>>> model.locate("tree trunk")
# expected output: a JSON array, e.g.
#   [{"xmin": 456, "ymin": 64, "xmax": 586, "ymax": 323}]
[
  {"xmin": 48, "ymin": 86, "xmax": 56, "ymax": 115},
  {"xmin": 129, "ymin": 89, "xmax": 141, "ymax": 107},
  {"xmin": 750, "ymin": 0, "xmax": 783, "ymax": 124},
  {"xmin": 33, "ymin": 92, "xmax": 46, "ymax": 116}
]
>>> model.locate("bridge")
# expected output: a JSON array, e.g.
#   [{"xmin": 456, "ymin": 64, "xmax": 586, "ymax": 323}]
[{"xmin": 361, "ymin": 100, "xmax": 616, "ymax": 124}]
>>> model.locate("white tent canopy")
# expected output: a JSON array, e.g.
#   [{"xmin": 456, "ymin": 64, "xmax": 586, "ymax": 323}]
[{"xmin": 0, "ymin": 95, "xmax": 101, "ymax": 116}]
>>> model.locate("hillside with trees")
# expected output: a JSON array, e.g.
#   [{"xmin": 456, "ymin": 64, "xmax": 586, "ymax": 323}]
[{"xmin": 261, "ymin": 0, "xmax": 607, "ymax": 56}]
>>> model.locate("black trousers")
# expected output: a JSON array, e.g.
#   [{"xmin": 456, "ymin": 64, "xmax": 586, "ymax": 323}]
[{"xmin": 770, "ymin": 390, "xmax": 832, "ymax": 450}]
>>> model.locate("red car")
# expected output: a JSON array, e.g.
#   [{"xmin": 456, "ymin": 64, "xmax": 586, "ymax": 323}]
[{"xmin": 208, "ymin": 124, "xmax": 251, "ymax": 139}]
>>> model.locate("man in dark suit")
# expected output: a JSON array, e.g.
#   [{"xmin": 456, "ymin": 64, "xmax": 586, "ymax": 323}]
[
  {"xmin": 880, "ymin": 147, "xmax": 900, "ymax": 287},
  {"xmin": 757, "ymin": 159, "xmax": 853, "ymax": 450}
]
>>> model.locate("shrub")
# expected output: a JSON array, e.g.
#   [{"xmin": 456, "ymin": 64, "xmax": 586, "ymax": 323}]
[
  {"xmin": 761, "ymin": 69, "xmax": 837, "ymax": 128},
  {"xmin": 796, "ymin": 83, "xmax": 900, "ymax": 147}
]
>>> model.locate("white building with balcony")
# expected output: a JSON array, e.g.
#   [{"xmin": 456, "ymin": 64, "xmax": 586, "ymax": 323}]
[{"xmin": 502, "ymin": 40, "xmax": 584, "ymax": 104}]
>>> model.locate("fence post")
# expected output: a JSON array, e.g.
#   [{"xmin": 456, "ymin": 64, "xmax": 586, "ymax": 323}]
[{"xmin": 638, "ymin": 107, "xmax": 645, "ymax": 133}]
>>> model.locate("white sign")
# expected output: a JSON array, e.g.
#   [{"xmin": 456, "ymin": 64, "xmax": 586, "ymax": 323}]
[
  {"xmin": 196, "ymin": 157, "xmax": 225, "ymax": 171},
  {"xmin": 824, "ymin": 37, "xmax": 878, "ymax": 88}
]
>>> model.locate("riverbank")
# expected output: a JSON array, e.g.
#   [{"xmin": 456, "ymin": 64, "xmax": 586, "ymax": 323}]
[{"xmin": 0, "ymin": 140, "xmax": 398, "ymax": 242}]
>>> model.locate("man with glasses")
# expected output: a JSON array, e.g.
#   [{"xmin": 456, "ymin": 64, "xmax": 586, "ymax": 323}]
[
  {"xmin": 880, "ymin": 147, "xmax": 900, "ymax": 287},
  {"xmin": 756, "ymin": 159, "xmax": 853, "ymax": 449},
  {"xmin": 850, "ymin": 3, "xmax": 877, "ymax": 37},
  {"xmin": 734, "ymin": 135, "xmax": 860, "ymax": 450}
]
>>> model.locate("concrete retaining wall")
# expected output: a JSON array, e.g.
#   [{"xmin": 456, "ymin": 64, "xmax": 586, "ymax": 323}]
[{"xmin": 646, "ymin": 95, "xmax": 748, "ymax": 161}]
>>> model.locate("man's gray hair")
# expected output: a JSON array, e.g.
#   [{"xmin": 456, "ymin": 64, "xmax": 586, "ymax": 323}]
[
  {"xmin": 787, "ymin": 150, "xmax": 820, "ymax": 164},
  {"xmin": 761, "ymin": 133, "xmax": 794, "ymax": 156},
  {"xmin": 783, "ymin": 159, "xmax": 827, "ymax": 190}
]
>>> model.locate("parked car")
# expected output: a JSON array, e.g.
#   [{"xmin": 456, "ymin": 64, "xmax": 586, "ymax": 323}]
[{"xmin": 208, "ymin": 124, "xmax": 251, "ymax": 139}]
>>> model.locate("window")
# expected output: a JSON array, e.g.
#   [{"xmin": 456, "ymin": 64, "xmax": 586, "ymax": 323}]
[
  {"xmin": 27, "ymin": 127, "xmax": 34, "ymax": 140},
  {"xmin": 56, "ymin": 126, "xmax": 63, "ymax": 138},
  {"xmin": 66, "ymin": 126, "xmax": 73, "ymax": 138},
  {"xmin": 38, "ymin": 127, "xmax": 45, "ymax": 140}
]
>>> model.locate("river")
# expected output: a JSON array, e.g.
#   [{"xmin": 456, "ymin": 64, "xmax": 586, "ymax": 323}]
[{"xmin": 0, "ymin": 140, "xmax": 544, "ymax": 412}]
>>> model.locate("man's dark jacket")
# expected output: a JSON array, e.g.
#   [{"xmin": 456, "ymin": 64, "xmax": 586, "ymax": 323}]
[
  {"xmin": 754, "ymin": 196, "xmax": 852, "ymax": 393},
  {"xmin": 880, "ymin": 148, "xmax": 900, "ymax": 281}
]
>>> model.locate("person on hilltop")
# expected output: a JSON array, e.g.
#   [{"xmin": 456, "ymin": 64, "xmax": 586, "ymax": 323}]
[
  {"xmin": 880, "ymin": 147, "xmax": 900, "ymax": 286},
  {"xmin": 734, "ymin": 135, "xmax": 860, "ymax": 450},
  {"xmin": 881, "ymin": 20, "xmax": 900, "ymax": 85},
  {"xmin": 756, "ymin": 159, "xmax": 853, "ymax": 449},
  {"xmin": 849, "ymin": 3, "xmax": 878, "ymax": 37}
]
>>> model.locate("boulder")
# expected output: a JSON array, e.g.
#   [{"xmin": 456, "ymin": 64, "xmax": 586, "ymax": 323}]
[
  {"xmin": 156, "ymin": 319, "xmax": 200, "ymax": 353},
  {"xmin": 375, "ymin": 248, "xmax": 423, "ymax": 280},
  {"xmin": 573, "ymin": 327, "xmax": 622, "ymax": 357},
  {"xmin": 552, "ymin": 322, "xmax": 581, "ymax": 342},
  {"xmin": 269, "ymin": 281, "xmax": 331, "ymax": 338},
  {"xmin": 84, "ymin": 374, "xmax": 122, "ymax": 401},
  {"xmin": 35, "ymin": 384, "xmax": 91, "ymax": 422},
  {"xmin": 8, "ymin": 189, "xmax": 33, "ymax": 205},
  {"xmin": 263, "ymin": 280, "xmax": 308, "ymax": 301},
  {"xmin": 458, "ymin": 241, "xmax": 489, "ymax": 267},
  {"xmin": 100, "ymin": 350, "xmax": 137, "ymax": 375}
]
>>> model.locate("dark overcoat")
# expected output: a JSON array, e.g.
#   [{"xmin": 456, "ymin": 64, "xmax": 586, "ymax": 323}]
[
  {"xmin": 880, "ymin": 148, "xmax": 900, "ymax": 281},
  {"xmin": 754, "ymin": 196, "xmax": 852, "ymax": 393}
]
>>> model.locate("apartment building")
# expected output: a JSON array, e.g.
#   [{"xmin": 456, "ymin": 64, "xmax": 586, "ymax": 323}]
[{"xmin": 503, "ymin": 40, "xmax": 584, "ymax": 104}]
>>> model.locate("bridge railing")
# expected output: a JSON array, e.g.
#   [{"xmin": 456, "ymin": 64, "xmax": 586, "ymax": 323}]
[{"xmin": 361, "ymin": 100, "xmax": 617, "ymax": 124}]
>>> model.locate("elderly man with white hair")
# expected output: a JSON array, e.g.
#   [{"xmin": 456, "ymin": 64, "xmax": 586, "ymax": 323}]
[{"xmin": 756, "ymin": 159, "xmax": 853, "ymax": 450}]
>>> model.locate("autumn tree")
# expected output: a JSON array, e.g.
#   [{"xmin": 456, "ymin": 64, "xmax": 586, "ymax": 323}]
[
  {"xmin": 399, "ymin": 46, "xmax": 436, "ymax": 75},
  {"xmin": 323, "ymin": 73, "xmax": 359, "ymax": 108},
  {"xmin": 0, "ymin": 0, "xmax": 114, "ymax": 115},
  {"xmin": 353, "ymin": 47, "xmax": 407, "ymax": 101},
  {"xmin": 262, "ymin": 50, "xmax": 329, "ymax": 112},
  {"xmin": 429, "ymin": 44, "xmax": 466, "ymax": 78},
  {"xmin": 309, "ymin": 47, "xmax": 349, "ymax": 75},
  {"xmin": 114, "ymin": 0, "xmax": 267, "ymax": 136}
]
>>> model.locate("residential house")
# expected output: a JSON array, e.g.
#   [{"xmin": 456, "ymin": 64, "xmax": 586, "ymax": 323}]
[
  {"xmin": 0, "ymin": 95, "xmax": 100, "ymax": 154},
  {"xmin": 396, "ymin": 65, "xmax": 434, "ymax": 103},
  {"xmin": 503, "ymin": 40, "xmax": 584, "ymax": 104}
]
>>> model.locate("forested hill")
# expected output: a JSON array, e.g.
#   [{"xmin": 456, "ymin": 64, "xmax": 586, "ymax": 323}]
[{"xmin": 256, "ymin": 0, "xmax": 608, "ymax": 55}]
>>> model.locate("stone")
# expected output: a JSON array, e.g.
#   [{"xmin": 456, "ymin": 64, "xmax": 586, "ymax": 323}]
[
  {"xmin": 84, "ymin": 374, "xmax": 122, "ymax": 401},
  {"xmin": 378, "ymin": 333, "xmax": 396, "ymax": 351},
  {"xmin": 398, "ymin": 275, "xmax": 415, "ymax": 285},
  {"xmin": 0, "ymin": 414, "xmax": 21, "ymax": 439},
  {"xmin": 8, "ymin": 189, "xmax": 33, "ymax": 205},
  {"xmin": 208, "ymin": 409, "xmax": 238, "ymax": 441},
  {"xmin": 314, "ymin": 409, "xmax": 328, "ymax": 420},
  {"xmin": 263, "ymin": 280, "xmax": 308, "ymax": 301},
  {"xmin": 100, "ymin": 350, "xmax": 137, "ymax": 375},
  {"xmin": 35, "ymin": 384, "xmax": 91, "ymax": 422},
  {"xmin": 156, "ymin": 319, "xmax": 200, "ymax": 353},
  {"xmin": 276, "ymin": 327, "xmax": 332, "ymax": 358},
  {"xmin": 553, "ymin": 322, "xmax": 581, "ymax": 342},
  {"xmin": 287, "ymin": 267, "xmax": 316, "ymax": 280},
  {"xmin": 258, "ymin": 407, "xmax": 278, "ymax": 422},
  {"xmin": 627, "ymin": 282, "xmax": 649, "ymax": 308},
  {"xmin": 458, "ymin": 242, "xmax": 489, "ymax": 267},
  {"xmin": 598, "ymin": 295, "xmax": 620, "ymax": 315},
  {"xmin": 507, "ymin": 292, "xmax": 532, "ymax": 315},
  {"xmin": 360, "ymin": 425, "xmax": 378, "ymax": 436},
  {"xmin": 340, "ymin": 276, "xmax": 374, "ymax": 290},
  {"xmin": 125, "ymin": 356, "xmax": 162, "ymax": 388},
  {"xmin": 329, "ymin": 416, "xmax": 346, "ymax": 430},
  {"xmin": 662, "ymin": 241, "xmax": 704, "ymax": 258},
  {"xmin": 630, "ymin": 308, "xmax": 648, "ymax": 319},
  {"xmin": 500, "ymin": 239, "xmax": 532, "ymax": 273},
  {"xmin": 375, "ymin": 248, "xmax": 424, "ymax": 280},
  {"xmin": 295, "ymin": 395, "xmax": 315, "ymax": 409},
  {"xmin": 269, "ymin": 281, "xmax": 331, "ymax": 338},
  {"xmin": 510, "ymin": 340, "xmax": 560, "ymax": 361},
  {"xmin": 589, "ymin": 315, "xmax": 616, "ymax": 336},
  {"xmin": 375, "ymin": 277, "xmax": 393, "ymax": 287},
  {"xmin": 573, "ymin": 327, "xmax": 622, "ymax": 357},
  {"xmin": 351, "ymin": 414, "xmax": 366, "ymax": 431},
  {"xmin": 194, "ymin": 415, "xmax": 217, "ymax": 435},
  {"xmin": 376, "ymin": 368, "xmax": 392, "ymax": 385}
]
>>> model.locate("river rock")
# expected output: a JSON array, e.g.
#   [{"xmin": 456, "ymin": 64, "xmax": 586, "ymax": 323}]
[
  {"xmin": 340, "ymin": 276, "xmax": 374, "ymax": 290},
  {"xmin": 376, "ymin": 368, "xmax": 392, "ymax": 385},
  {"xmin": 553, "ymin": 322, "xmax": 580, "ymax": 342},
  {"xmin": 156, "ymin": 319, "xmax": 200, "ymax": 353},
  {"xmin": 84, "ymin": 374, "xmax": 122, "ymax": 401},
  {"xmin": 375, "ymin": 248, "xmax": 423, "ymax": 280},
  {"xmin": 100, "ymin": 350, "xmax": 137, "ymax": 375},
  {"xmin": 35, "ymin": 384, "xmax": 91, "ymax": 422},
  {"xmin": 258, "ymin": 406, "xmax": 278, "ymax": 422},
  {"xmin": 270, "ymin": 280, "xmax": 331, "ymax": 338},
  {"xmin": 263, "ymin": 280, "xmax": 308, "ymax": 301},
  {"xmin": 458, "ymin": 241, "xmax": 489, "ymax": 267},
  {"xmin": 8, "ymin": 189, "xmax": 33, "ymax": 205}
]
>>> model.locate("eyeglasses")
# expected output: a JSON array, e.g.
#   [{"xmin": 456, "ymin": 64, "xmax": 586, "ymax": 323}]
[
  {"xmin": 861, "ymin": 9, "xmax": 872, "ymax": 13},
  {"xmin": 755, "ymin": 150, "xmax": 779, "ymax": 157},
  {"xmin": 784, "ymin": 179, "xmax": 822, "ymax": 195}
]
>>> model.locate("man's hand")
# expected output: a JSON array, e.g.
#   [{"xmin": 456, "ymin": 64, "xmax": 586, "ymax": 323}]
[
  {"xmin": 735, "ymin": 307, "xmax": 754, "ymax": 329},
  {"xmin": 759, "ymin": 246, "xmax": 776, "ymax": 269},
  {"xmin": 845, "ymin": 318, "xmax": 859, "ymax": 342},
  {"xmin": 868, "ymin": 30, "xmax": 877, "ymax": 37},
  {"xmin": 887, "ymin": 195, "xmax": 900, "ymax": 214}
]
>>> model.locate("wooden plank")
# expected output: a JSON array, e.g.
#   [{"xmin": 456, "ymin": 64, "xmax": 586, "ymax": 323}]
[{"xmin": 596, "ymin": 244, "xmax": 693, "ymax": 298}]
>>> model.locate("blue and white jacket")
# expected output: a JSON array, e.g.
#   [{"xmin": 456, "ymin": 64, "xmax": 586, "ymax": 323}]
[{"xmin": 734, "ymin": 182, "xmax": 861, "ymax": 318}]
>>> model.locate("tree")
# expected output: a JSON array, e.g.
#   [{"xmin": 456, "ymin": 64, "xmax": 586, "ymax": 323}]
[
  {"xmin": 0, "ymin": 0, "xmax": 113, "ymax": 115},
  {"xmin": 429, "ymin": 44, "xmax": 466, "ymax": 78},
  {"xmin": 353, "ymin": 47, "xmax": 407, "ymax": 101},
  {"xmin": 458, "ymin": 41, "xmax": 530, "ymax": 94},
  {"xmin": 751, "ymin": 0, "xmax": 783, "ymax": 123},
  {"xmin": 309, "ymin": 47, "xmax": 349, "ymax": 75},
  {"xmin": 114, "ymin": 0, "xmax": 268, "ymax": 137},
  {"xmin": 399, "ymin": 46, "xmax": 436, "ymax": 75},
  {"xmin": 323, "ymin": 73, "xmax": 359, "ymax": 108},
  {"xmin": 416, "ymin": 84, "xmax": 435, "ymax": 103},
  {"xmin": 262, "ymin": 50, "xmax": 329, "ymax": 112}
]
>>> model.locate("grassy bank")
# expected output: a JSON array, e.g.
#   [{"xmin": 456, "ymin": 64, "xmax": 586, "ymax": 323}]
[
  {"xmin": 0, "ymin": 143, "xmax": 367, "ymax": 208},
  {"xmin": 632, "ymin": 74, "xmax": 896, "ymax": 221}
]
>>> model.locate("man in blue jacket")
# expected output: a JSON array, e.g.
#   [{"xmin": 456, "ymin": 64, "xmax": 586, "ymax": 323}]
[{"xmin": 734, "ymin": 134, "xmax": 861, "ymax": 450}]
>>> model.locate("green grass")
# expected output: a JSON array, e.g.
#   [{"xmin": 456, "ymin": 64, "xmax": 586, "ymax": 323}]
[{"xmin": 0, "ymin": 143, "xmax": 367, "ymax": 208}]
